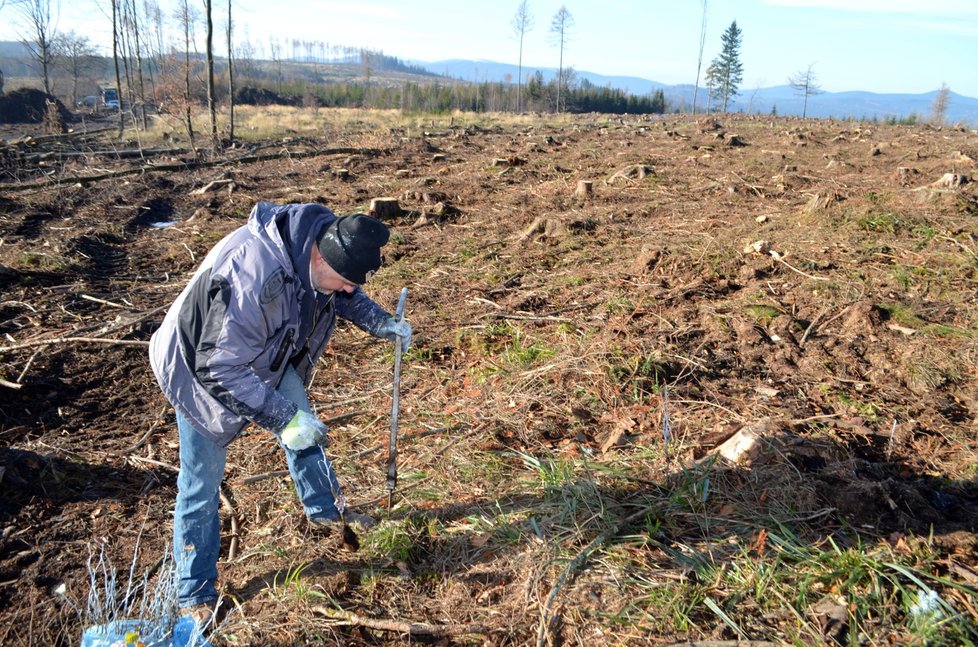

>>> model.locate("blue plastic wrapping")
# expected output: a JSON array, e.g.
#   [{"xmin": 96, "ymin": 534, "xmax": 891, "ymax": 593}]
[{"xmin": 80, "ymin": 616, "xmax": 211, "ymax": 647}]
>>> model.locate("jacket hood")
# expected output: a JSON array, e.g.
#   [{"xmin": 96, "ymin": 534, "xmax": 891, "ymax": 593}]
[{"xmin": 248, "ymin": 202, "xmax": 335, "ymax": 287}]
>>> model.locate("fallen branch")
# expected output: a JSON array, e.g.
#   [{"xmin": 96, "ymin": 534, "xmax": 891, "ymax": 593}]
[
  {"xmin": 799, "ymin": 310, "xmax": 826, "ymax": 347},
  {"xmin": 2, "ymin": 127, "xmax": 116, "ymax": 146},
  {"xmin": 0, "ymin": 336, "xmax": 149, "ymax": 353},
  {"xmin": 84, "ymin": 305, "xmax": 169, "ymax": 338},
  {"xmin": 0, "ymin": 377, "xmax": 23, "ymax": 390},
  {"xmin": 81, "ymin": 293, "xmax": 130, "ymax": 309},
  {"xmin": 490, "ymin": 312, "xmax": 574, "ymax": 324},
  {"xmin": 311, "ymin": 606, "xmax": 489, "ymax": 638},
  {"xmin": 220, "ymin": 488, "xmax": 240, "ymax": 561},
  {"xmin": 18, "ymin": 147, "xmax": 189, "ymax": 162},
  {"xmin": 16, "ymin": 350, "xmax": 40, "ymax": 383},
  {"xmin": 768, "ymin": 250, "xmax": 830, "ymax": 282},
  {"xmin": 121, "ymin": 405, "xmax": 169, "ymax": 455},
  {"xmin": 3, "ymin": 146, "xmax": 386, "ymax": 192},
  {"xmin": 127, "ymin": 455, "xmax": 178, "ymax": 472}
]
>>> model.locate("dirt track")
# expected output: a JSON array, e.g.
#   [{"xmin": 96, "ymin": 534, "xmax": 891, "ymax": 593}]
[{"xmin": 1, "ymin": 111, "xmax": 977, "ymax": 645}]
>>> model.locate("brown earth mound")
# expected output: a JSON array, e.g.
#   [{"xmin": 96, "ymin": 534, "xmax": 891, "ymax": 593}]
[{"xmin": 0, "ymin": 88, "xmax": 73, "ymax": 125}]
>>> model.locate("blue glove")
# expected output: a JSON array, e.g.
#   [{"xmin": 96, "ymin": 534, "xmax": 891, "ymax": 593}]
[
  {"xmin": 279, "ymin": 410, "xmax": 327, "ymax": 451},
  {"xmin": 378, "ymin": 316, "xmax": 412, "ymax": 352}
]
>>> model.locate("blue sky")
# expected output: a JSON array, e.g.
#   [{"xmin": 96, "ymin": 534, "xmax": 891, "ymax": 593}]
[{"xmin": 1, "ymin": 0, "xmax": 975, "ymax": 97}]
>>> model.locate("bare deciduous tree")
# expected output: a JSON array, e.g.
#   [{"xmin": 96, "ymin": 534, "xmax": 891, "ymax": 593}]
[
  {"xmin": 55, "ymin": 30, "xmax": 97, "ymax": 107},
  {"xmin": 548, "ymin": 4, "xmax": 573, "ymax": 113},
  {"xmin": 13, "ymin": 0, "xmax": 59, "ymax": 94},
  {"xmin": 511, "ymin": 0, "xmax": 533, "ymax": 114},
  {"xmin": 111, "ymin": 0, "xmax": 124, "ymax": 133},
  {"xmin": 142, "ymin": 0, "xmax": 164, "ymax": 104},
  {"xmin": 788, "ymin": 62, "xmax": 823, "ymax": 118},
  {"xmin": 929, "ymin": 82, "xmax": 951, "ymax": 125},
  {"xmin": 226, "ymin": 0, "xmax": 234, "ymax": 143},
  {"xmin": 204, "ymin": 0, "xmax": 218, "ymax": 153},
  {"xmin": 176, "ymin": 0, "xmax": 197, "ymax": 151},
  {"xmin": 122, "ymin": 0, "xmax": 148, "ymax": 129},
  {"xmin": 269, "ymin": 37, "xmax": 282, "ymax": 92},
  {"xmin": 692, "ymin": 0, "xmax": 708, "ymax": 114}
]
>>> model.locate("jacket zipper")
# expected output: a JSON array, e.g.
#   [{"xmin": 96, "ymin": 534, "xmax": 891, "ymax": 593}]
[{"xmin": 270, "ymin": 327, "xmax": 295, "ymax": 373}]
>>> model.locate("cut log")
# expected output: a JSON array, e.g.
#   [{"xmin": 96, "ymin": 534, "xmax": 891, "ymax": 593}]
[
  {"xmin": 714, "ymin": 419, "xmax": 773, "ymax": 464},
  {"xmin": 607, "ymin": 164, "xmax": 655, "ymax": 184},
  {"xmin": 803, "ymin": 192, "xmax": 844, "ymax": 214},
  {"xmin": 519, "ymin": 217, "xmax": 562, "ymax": 243},
  {"xmin": 4, "ymin": 146, "xmax": 383, "ymax": 192},
  {"xmin": 191, "ymin": 179, "xmax": 236, "ymax": 195},
  {"xmin": 492, "ymin": 156, "xmax": 527, "ymax": 167},
  {"xmin": 929, "ymin": 172, "xmax": 970, "ymax": 189}
]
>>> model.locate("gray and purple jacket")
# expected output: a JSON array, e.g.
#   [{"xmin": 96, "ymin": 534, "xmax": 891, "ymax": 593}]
[{"xmin": 149, "ymin": 202, "xmax": 391, "ymax": 447}]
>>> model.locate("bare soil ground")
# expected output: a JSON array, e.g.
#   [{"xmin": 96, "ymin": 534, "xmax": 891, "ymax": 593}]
[{"xmin": 1, "ymin": 109, "xmax": 977, "ymax": 646}]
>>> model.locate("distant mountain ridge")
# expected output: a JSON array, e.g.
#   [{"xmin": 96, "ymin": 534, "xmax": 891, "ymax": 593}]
[
  {"xmin": 422, "ymin": 58, "xmax": 978, "ymax": 125},
  {"xmin": 3, "ymin": 35, "xmax": 975, "ymax": 124}
]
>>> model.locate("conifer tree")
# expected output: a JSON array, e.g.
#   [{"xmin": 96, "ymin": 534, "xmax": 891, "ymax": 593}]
[{"xmin": 709, "ymin": 20, "xmax": 743, "ymax": 112}]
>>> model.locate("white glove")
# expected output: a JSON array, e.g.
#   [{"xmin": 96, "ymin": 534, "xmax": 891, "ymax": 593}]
[
  {"xmin": 378, "ymin": 316, "xmax": 412, "ymax": 352},
  {"xmin": 279, "ymin": 410, "xmax": 327, "ymax": 451}
]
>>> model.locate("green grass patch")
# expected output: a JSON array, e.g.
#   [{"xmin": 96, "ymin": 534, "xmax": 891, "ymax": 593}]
[
  {"xmin": 880, "ymin": 303, "xmax": 977, "ymax": 338},
  {"xmin": 271, "ymin": 562, "xmax": 328, "ymax": 603},
  {"xmin": 20, "ymin": 251, "xmax": 67, "ymax": 271},
  {"xmin": 606, "ymin": 349, "xmax": 667, "ymax": 403},
  {"xmin": 743, "ymin": 304, "xmax": 782, "ymax": 324},
  {"xmin": 858, "ymin": 210, "xmax": 902, "ymax": 233}
]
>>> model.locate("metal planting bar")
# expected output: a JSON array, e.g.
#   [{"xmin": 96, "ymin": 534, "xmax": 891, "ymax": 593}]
[{"xmin": 386, "ymin": 287, "xmax": 408, "ymax": 513}]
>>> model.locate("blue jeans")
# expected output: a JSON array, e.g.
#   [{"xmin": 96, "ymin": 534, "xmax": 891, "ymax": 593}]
[{"xmin": 172, "ymin": 366, "xmax": 342, "ymax": 608}]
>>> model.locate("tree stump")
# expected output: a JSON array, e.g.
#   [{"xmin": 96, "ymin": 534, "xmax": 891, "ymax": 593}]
[
  {"xmin": 43, "ymin": 99, "xmax": 67, "ymax": 135},
  {"xmin": 895, "ymin": 167, "xmax": 920, "ymax": 186},
  {"xmin": 369, "ymin": 198, "xmax": 401, "ymax": 220},
  {"xmin": 723, "ymin": 133, "xmax": 747, "ymax": 147},
  {"xmin": 574, "ymin": 180, "xmax": 593, "ymax": 199}
]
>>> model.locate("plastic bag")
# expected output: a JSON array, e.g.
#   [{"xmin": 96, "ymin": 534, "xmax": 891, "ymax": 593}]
[{"xmin": 80, "ymin": 617, "xmax": 211, "ymax": 647}]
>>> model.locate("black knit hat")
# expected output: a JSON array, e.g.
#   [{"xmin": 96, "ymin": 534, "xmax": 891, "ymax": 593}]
[{"xmin": 316, "ymin": 214, "xmax": 390, "ymax": 284}]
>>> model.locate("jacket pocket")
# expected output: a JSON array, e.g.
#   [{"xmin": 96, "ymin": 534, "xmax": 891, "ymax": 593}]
[{"xmin": 270, "ymin": 327, "xmax": 295, "ymax": 373}]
